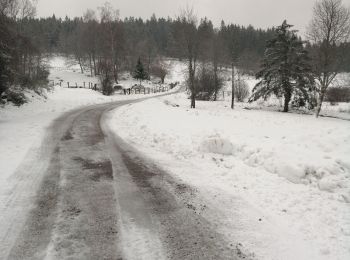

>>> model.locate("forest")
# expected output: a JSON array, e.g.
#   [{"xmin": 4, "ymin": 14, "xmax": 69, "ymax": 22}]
[{"xmin": 1, "ymin": 0, "xmax": 350, "ymax": 114}]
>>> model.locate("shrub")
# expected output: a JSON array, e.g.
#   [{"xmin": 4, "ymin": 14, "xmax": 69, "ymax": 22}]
[
  {"xmin": 98, "ymin": 60, "xmax": 115, "ymax": 96},
  {"xmin": 151, "ymin": 64, "xmax": 168, "ymax": 84},
  {"xmin": 235, "ymin": 78, "xmax": 250, "ymax": 102},
  {"xmin": 101, "ymin": 77, "xmax": 114, "ymax": 96},
  {"xmin": 6, "ymin": 88, "xmax": 27, "ymax": 106},
  {"xmin": 195, "ymin": 67, "xmax": 224, "ymax": 101},
  {"xmin": 325, "ymin": 87, "xmax": 350, "ymax": 104}
]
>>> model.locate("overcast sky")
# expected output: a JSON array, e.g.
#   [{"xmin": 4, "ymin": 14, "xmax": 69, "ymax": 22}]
[{"xmin": 37, "ymin": 0, "xmax": 321, "ymax": 35}]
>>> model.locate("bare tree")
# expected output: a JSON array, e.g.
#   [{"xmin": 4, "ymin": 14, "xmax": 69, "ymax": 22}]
[
  {"xmin": 83, "ymin": 9, "xmax": 98, "ymax": 76},
  {"xmin": 0, "ymin": 0, "xmax": 19, "ymax": 17},
  {"xmin": 179, "ymin": 6, "xmax": 199, "ymax": 108},
  {"xmin": 0, "ymin": 0, "xmax": 36, "ymax": 19},
  {"xmin": 151, "ymin": 57, "xmax": 169, "ymax": 84},
  {"xmin": 307, "ymin": 0, "xmax": 350, "ymax": 117},
  {"xmin": 234, "ymin": 72, "xmax": 250, "ymax": 102},
  {"xmin": 98, "ymin": 1, "xmax": 121, "ymax": 83}
]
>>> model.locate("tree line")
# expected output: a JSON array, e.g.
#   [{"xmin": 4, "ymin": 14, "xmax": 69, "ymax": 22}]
[
  {"xmin": 0, "ymin": 0, "xmax": 50, "ymax": 105},
  {"xmin": 1, "ymin": 0, "xmax": 349, "ymax": 116}
]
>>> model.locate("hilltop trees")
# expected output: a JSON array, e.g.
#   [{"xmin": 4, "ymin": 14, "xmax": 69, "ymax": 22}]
[
  {"xmin": 307, "ymin": 0, "xmax": 350, "ymax": 117},
  {"xmin": 250, "ymin": 21, "xmax": 314, "ymax": 112}
]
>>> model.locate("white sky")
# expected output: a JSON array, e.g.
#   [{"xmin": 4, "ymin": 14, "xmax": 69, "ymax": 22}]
[{"xmin": 36, "ymin": 0, "xmax": 329, "ymax": 35}]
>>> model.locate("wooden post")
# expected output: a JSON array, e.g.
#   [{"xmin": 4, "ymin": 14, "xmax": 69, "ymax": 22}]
[
  {"xmin": 84, "ymin": 82, "xmax": 85, "ymax": 88},
  {"xmin": 67, "ymin": 82, "xmax": 70, "ymax": 88}
]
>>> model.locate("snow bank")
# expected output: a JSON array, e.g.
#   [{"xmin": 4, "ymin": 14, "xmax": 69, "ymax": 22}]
[
  {"xmin": 113, "ymin": 93, "xmax": 350, "ymax": 193},
  {"xmin": 108, "ymin": 92, "xmax": 350, "ymax": 260},
  {"xmin": 199, "ymin": 136, "xmax": 234, "ymax": 155}
]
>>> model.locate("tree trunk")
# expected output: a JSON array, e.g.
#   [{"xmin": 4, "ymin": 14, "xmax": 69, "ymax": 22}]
[
  {"xmin": 191, "ymin": 93, "xmax": 196, "ymax": 108},
  {"xmin": 147, "ymin": 54, "xmax": 151, "ymax": 80},
  {"xmin": 315, "ymin": 87, "xmax": 326, "ymax": 118},
  {"xmin": 78, "ymin": 57, "xmax": 84, "ymax": 74},
  {"xmin": 213, "ymin": 59, "xmax": 218, "ymax": 101},
  {"xmin": 113, "ymin": 63, "xmax": 118, "ymax": 84},
  {"xmin": 89, "ymin": 54, "xmax": 93, "ymax": 77},
  {"xmin": 231, "ymin": 62, "xmax": 235, "ymax": 109},
  {"xmin": 92, "ymin": 52, "xmax": 97, "ymax": 75},
  {"xmin": 283, "ymin": 91, "xmax": 291, "ymax": 112},
  {"xmin": 189, "ymin": 58, "xmax": 196, "ymax": 109}
]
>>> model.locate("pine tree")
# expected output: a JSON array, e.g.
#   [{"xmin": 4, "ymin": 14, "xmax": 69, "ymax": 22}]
[
  {"xmin": 0, "ymin": 15, "xmax": 14, "ymax": 97},
  {"xmin": 133, "ymin": 57, "xmax": 148, "ymax": 85},
  {"xmin": 249, "ymin": 21, "xmax": 314, "ymax": 112}
]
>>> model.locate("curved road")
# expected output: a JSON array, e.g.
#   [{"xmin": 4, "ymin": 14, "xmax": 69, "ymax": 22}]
[{"xmin": 2, "ymin": 98, "xmax": 241, "ymax": 259}]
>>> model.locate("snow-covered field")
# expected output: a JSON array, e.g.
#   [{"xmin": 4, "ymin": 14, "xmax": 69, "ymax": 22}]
[
  {"xmin": 48, "ymin": 56, "xmax": 186, "ymax": 91},
  {"xmin": 108, "ymin": 93, "xmax": 350, "ymax": 260}
]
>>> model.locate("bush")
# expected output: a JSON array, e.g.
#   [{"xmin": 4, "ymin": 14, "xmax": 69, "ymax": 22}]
[
  {"xmin": 195, "ymin": 67, "xmax": 224, "ymax": 101},
  {"xmin": 6, "ymin": 88, "xmax": 27, "ymax": 106},
  {"xmin": 325, "ymin": 87, "xmax": 350, "ymax": 104},
  {"xmin": 151, "ymin": 64, "xmax": 168, "ymax": 84},
  {"xmin": 101, "ymin": 77, "xmax": 114, "ymax": 96},
  {"xmin": 98, "ymin": 60, "xmax": 115, "ymax": 96},
  {"xmin": 235, "ymin": 78, "xmax": 250, "ymax": 102}
]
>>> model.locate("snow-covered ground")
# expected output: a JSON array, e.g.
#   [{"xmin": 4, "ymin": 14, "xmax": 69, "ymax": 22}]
[
  {"xmin": 1, "ymin": 55, "xmax": 349, "ymax": 259},
  {"xmin": 0, "ymin": 57, "xmax": 185, "ymax": 250},
  {"xmin": 1, "ymin": 56, "xmax": 184, "ymax": 178},
  {"xmin": 108, "ymin": 92, "xmax": 350, "ymax": 260},
  {"xmin": 48, "ymin": 56, "xmax": 186, "ymax": 91}
]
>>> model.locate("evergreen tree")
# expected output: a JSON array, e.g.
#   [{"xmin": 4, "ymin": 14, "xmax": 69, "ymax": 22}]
[
  {"xmin": 133, "ymin": 57, "xmax": 148, "ymax": 85},
  {"xmin": 0, "ymin": 15, "xmax": 14, "ymax": 97},
  {"xmin": 250, "ymin": 21, "xmax": 313, "ymax": 112}
]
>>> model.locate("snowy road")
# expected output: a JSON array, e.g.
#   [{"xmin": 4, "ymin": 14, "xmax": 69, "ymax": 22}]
[{"xmin": 1, "ymin": 99, "xmax": 241, "ymax": 260}]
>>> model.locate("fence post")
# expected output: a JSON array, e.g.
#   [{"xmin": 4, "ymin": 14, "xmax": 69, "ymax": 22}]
[
  {"xmin": 67, "ymin": 82, "xmax": 70, "ymax": 88},
  {"xmin": 84, "ymin": 82, "xmax": 85, "ymax": 88}
]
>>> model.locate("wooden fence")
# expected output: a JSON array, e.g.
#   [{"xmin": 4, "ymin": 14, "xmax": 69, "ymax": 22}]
[
  {"xmin": 49, "ymin": 80, "xmax": 98, "ymax": 89},
  {"xmin": 49, "ymin": 80, "xmax": 170, "ymax": 95}
]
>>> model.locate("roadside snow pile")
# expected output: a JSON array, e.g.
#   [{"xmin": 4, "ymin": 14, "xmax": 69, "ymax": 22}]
[
  {"xmin": 199, "ymin": 136, "xmax": 234, "ymax": 155},
  {"xmin": 114, "ymin": 93, "xmax": 350, "ymax": 194},
  {"xmin": 109, "ymin": 92, "xmax": 350, "ymax": 260}
]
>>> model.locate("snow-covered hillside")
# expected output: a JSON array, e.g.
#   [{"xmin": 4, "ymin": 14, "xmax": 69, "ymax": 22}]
[{"xmin": 108, "ymin": 92, "xmax": 350, "ymax": 260}]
